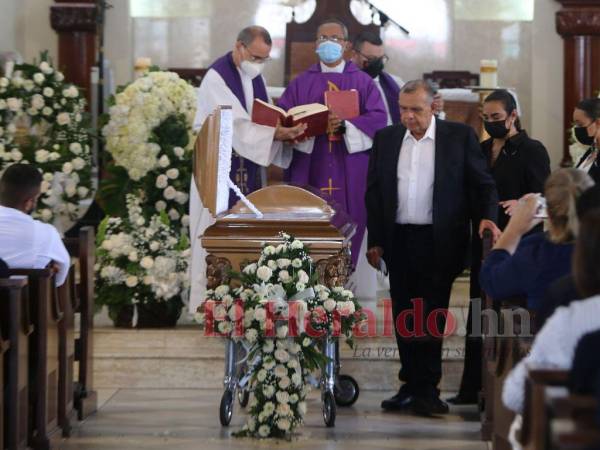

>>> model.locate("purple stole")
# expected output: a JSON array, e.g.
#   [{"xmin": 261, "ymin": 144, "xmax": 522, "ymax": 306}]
[
  {"xmin": 378, "ymin": 71, "xmax": 401, "ymax": 124},
  {"xmin": 209, "ymin": 52, "xmax": 269, "ymax": 207}
]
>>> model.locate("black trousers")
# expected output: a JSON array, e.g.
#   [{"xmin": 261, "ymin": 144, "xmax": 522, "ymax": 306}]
[{"xmin": 389, "ymin": 224, "xmax": 455, "ymax": 399}]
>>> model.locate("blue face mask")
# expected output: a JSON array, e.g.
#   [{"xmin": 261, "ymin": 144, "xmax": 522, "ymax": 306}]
[{"xmin": 316, "ymin": 41, "xmax": 343, "ymax": 64}]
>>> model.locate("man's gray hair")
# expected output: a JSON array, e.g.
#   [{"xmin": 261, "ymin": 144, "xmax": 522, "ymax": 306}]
[
  {"xmin": 401, "ymin": 80, "xmax": 435, "ymax": 102},
  {"xmin": 237, "ymin": 26, "xmax": 272, "ymax": 46},
  {"xmin": 317, "ymin": 18, "xmax": 349, "ymax": 40}
]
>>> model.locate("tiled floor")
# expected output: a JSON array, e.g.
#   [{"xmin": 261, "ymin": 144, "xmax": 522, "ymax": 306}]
[{"xmin": 59, "ymin": 388, "xmax": 490, "ymax": 450}]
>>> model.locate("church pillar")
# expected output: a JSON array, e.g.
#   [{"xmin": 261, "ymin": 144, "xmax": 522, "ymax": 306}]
[
  {"xmin": 555, "ymin": 0, "xmax": 600, "ymax": 165},
  {"xmin": 50, "ymin": 0, "xmax": 98, "ymax": 104}
]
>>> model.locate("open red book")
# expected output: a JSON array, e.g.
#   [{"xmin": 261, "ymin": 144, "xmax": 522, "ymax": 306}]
[
  {"xmin": 324, "ymin": 89, "xmax": 360, "ymax": 141},
  {"xmin": 251, "ymin": 99, "xmax": 329, "ymax": 139}
]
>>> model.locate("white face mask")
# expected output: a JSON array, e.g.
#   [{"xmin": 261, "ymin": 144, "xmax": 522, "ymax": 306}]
[{"xmin": 240, "ymin": 60, "xmax": 264, "ymax": 79}]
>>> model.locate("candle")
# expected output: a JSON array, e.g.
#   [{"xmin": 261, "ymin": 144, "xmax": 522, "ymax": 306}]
[{"xmin": 480, "ymin": 59, "xmax": 498, "ymax": 89}]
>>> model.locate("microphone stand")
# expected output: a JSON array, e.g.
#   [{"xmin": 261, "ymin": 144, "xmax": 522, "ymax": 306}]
[{"xmin": 362, "ymin": 0, "xmax": 410, "ymax": 35}]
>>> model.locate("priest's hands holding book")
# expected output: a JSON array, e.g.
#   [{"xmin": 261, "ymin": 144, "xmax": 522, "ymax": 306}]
[
  {"xmin": 274, "ymin": 121, "xmax": 308, "ymax": 142},
  {"xmin": 327, "ymin": 111, "xmax": 345, "ymax": 135}
]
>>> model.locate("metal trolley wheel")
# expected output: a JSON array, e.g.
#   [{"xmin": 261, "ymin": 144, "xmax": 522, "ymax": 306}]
[
  {"xmin": 322, "ymin": 390, "xmax": 336, "ymax": 427},
  {"xmin": 219, "ymin": 389, "xmax": 234, "ymax": 426},
  {"xmin": 334, "ymin": 374, "xmax": 360, "ymax": 406}
]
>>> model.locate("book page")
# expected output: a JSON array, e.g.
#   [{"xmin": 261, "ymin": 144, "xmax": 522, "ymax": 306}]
[{"xmin": 288, "ymin": 103, "xmax": 328, "ymax": 120}]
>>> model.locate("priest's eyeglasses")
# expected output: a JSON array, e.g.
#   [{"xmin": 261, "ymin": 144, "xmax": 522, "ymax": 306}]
[
  {"xmin": 242, "ymin": 44, "xmax": 271, "ymax": 63},
  {"xmin": 317, "ymin": 35, "xmax": 347, "ymax": 43}
]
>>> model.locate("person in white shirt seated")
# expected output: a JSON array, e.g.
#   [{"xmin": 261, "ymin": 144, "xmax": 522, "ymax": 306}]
[
  {"xmin": 0, "ymin": 164, "xmax": 70, "ymax": 286},
  {"xmin": 502, "ymin": 207, "xmax": 600, "ymax": 415}
]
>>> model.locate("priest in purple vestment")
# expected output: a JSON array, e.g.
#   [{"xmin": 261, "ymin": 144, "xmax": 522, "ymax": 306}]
[{"xmin": 277, "ymin": 20, "xmax": 387, "ymax": 268}]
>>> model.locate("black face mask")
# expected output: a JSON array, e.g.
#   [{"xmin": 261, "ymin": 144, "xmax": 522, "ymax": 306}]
[
  {"xmin": 362, "ymin": 58, "xmax": 385, "ymax": 78},
  {"xmin": 484, "ymin": 119, "xmax": 510, "ymax": 139},
  {"xmin": 574, "ymin": 125, "xmax": 595, "ymax": 146}
]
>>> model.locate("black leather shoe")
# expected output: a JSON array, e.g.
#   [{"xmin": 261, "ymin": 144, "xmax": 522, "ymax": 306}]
[
  {"xmin": 446, "ymin": 392, "xmax": 478, "ymax": 405},
  {"xmin": 381, "ymin": 385, "xmax": 414, "ymax": 410},
  {"xmin": 411, "ymin": 396, "xmax": 450, "ymax": 416}
]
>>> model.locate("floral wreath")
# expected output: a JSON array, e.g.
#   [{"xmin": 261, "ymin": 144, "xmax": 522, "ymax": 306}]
[
  {"xmin": 100, "ymin": 70, "xmax": 197, "ymax": 232},
  {"xmin": 0, "ymin": 52, "xmax": 93, "ymax": 231}
]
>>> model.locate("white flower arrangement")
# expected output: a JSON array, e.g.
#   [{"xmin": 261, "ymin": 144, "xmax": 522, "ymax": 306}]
[
  {"xmin": 102, "ymin": 71, "xmax": 196, "ymax": 181},
  {"xmin": 0, "ymin": 53, "xmax": 93, "ymax": 230},
  {"xmin": 95, "ymin": 194, "xmax": 190, "ymax": 318},
  {"xmin": 196, "ymin": 233, "xmax": 366, "ymax": 438}
]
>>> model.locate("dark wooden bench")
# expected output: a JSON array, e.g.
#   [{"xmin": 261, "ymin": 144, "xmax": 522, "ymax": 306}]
[
  {"xmin": 63, "ymin": 226, "xmax": 97, "ymax": 420},
  {"xmin": 0, "ymin": 276, "xmax": 33, "ymax": 450},
  {"xmin": 8, "ymin": 267, "xmax": 62, "ymax": 450}
]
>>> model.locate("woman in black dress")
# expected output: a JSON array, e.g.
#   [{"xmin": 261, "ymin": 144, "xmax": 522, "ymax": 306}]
[
  {"xmin": 572, "ymin": 97, "xmax": 600, "ymax": 184},
  {"xmin": 449, "ymin": 89, "xmax": 551, "ymax": 405}
]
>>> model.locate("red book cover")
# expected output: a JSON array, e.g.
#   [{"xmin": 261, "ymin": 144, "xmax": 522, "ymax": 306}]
[
  {"xmin": 252, "ymin": 99, "xmax": 329, "ymax": 139},
  {"xmin": 324, "ymin": 89, "xmax": 359, "ymax": 141}
]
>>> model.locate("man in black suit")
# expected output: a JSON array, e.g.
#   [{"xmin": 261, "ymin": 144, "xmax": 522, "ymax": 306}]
[{"xmin": 365, "ymin": 80, "xmax": 499, "ymax": 416}]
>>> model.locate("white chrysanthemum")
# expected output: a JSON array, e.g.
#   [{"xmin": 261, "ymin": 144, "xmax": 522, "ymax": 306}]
[
  {"xmin": 57, "ymin": 112, "xmax": 71, "ymax": 126},
  {"xmin": 290, "ymin": 240, "xmax": 303, "ymax": 249},
  {"xmin": 276, "ymin": 401, "xmax": 291, "ymax": 416},
  {"xmin": 323, "ymin": 299, "xmax": 336, "ymax": 312},
  {"xmin": 35, "ymin": 150, "xmax": 50, "ymax": 163},
  {"xmin": 125, "ymin": 276, "xmax": 138, "ymax": 287},
  {"xmin": 274, "ymin": 349, "xmax": 290, "ymax": 363},
  {"xmin": 289, "ymin": 393, "xmax": 299, "ymax": 404},
  {"xmin": 140, "ymin": 256, "xmax": 154, "ymax": 269},
  {"xmin": 256, "ymin": 368, "xmax": 267, "ymax": 382},
  {"xmin": 33, "ymin": 73, "xmax": 45, "ymax": 84},
  {"xmin": 263, "ymin": 385, "xmax": 275, "ymax": 398},
  {"xmin": 254, "ymin": 307, "xmax": 267, "ymax": 323},
  {"xmin": 278, "ymin": 270, "xmax": 291, "ymax": 283},
  {"xmin": 262, "ymin": 340, "xmax": 275, "ymax": 353},
  {"xmin": 245, "ymin": 328, "xmax": 258, "ymax": 343},
  {"xmin": 258, "ymin": 424, "xmax": 270, "ymax": 437},
  {"xmin": 291, "ymin": 258, "xmax": 302, "ymax": 268},
  {"xmin": 72, "ymin": 157, "xmax": 85, "ymax": 170},
  {"xmin": 256, "ymin": 266, "xmax": 272, "ymax": 282},
  {"xmin": 291, "ymin": 372, "xmax": 302, "ymax": 387},
  {"xmin": 276, "ymin": 418, "xmax": 290, "ymax": 431}
]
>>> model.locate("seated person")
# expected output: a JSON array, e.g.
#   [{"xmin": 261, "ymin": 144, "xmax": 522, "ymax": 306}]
[
  {"xmin": 570, "ymin": 328, "xmax": 600, "ymax": 395},
  {"xmin": 502, "ymin": 209, "xmax": 600, "ymax": 413},
  {"xmin": 0, "ymin": 164, "xmax": 69, "ymax": 286},
  {"xmin": 535, "ymin": 184, "xmax": 600, "ymax": 329},
  {"xmin": 479, "ymin": 168, "xmax": 594, "ymax": 312}
]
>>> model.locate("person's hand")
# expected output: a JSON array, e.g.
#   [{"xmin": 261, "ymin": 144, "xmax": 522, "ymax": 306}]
[
  {"xmin": 327, "ymin": 111, "xmax": 342, "ymax": 134},
  {"xmin": 506, "ymin": 193, "xmax": 543, "ymax": 235},
  {"xmin": 366, "ymin": 246, "xmax": 383, "ymax": 269},
  {"xmin": 479, "ymin": 219, "xmax": 501, "ymax": 242},
  {"xmin": 274, "ymin": 122, "xmax": 307, "ymax": 141},
  {"xmin": 499, "ymin": 199, "xmax": 519, "ymax": 216},
  {"xmin": 433, "ymin": 93, "xmax": 444, "ymax": 114}
]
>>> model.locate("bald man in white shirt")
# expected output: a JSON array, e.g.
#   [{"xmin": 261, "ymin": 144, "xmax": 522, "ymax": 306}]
[{"xmin": 0, "ymin": 164, "xmax": 70, "ymax": 286}]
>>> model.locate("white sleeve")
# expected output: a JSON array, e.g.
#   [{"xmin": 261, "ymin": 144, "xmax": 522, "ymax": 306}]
[
  {"xmin": 270, "ymin": 141, "xmax": 293, "ymax": 169},
  {"xmin": 194, "ymin": 69, "xmax": 285, "ymax": 167},
  {"xmin": 502, "ymin": 309, "xmax": 568, "ymax": 413},
  {"xmin": 293, "ymin": 138, "xmax": 315, "ymax": 154},
  {"xmin": 344, "ymin": 121, "xmax": 373, "ymax": 153},
  {"xmin": 36, "ymin": 224, "xmax": 70, "ymax": 286}
]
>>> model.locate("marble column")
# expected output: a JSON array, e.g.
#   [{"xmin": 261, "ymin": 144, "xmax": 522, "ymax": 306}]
[{"xmin": 555, "ymin": 0, "xmax": 600, "ymax": 166}]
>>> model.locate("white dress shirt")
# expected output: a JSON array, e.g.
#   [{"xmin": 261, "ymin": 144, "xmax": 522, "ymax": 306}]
[
  {"xmin": 396, "ymin": 118, "xmax": 436, "ymax": 224},
  {"xmin": 0, "ymin": 205, "xmax": 70, "ymax": 286},
  {"xmin": 293, "ymin": 61, "xmax": 373, "ymax": 155},
  {"xmin": 502, "ymin": 294, "xmax": 600, "ymax": 413}
]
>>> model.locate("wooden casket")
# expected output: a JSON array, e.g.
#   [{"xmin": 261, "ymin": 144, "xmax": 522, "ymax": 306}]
[{"xmin": 194, "ymin": 106, "xmax": 355, "ymax": 289}]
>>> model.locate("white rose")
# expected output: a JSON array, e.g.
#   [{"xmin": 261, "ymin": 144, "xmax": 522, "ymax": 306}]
[
  {"xmin": 166, "ymin": 168, "xmax": 179, "ymax": 179},
  {"xmin": 72, "ymin": 157, "xmax": 85, "ymax": 170},
  {"xmin": 297, "ymin": 270, "xmax": 309, "ymax": 284},
  {"xmin": 33, "ymin": 73, "xmax": 45, "ymax": 84},
  {"xmin": 278, "ymin": 376, "xmax": 291, "ymax": 390},
  {"xmin": 31, "ymin": 94, "xmax": 45, "ymax": 110},
  {"xmin": 295, "ymin": 282, "xmax": 306, "ymax": 292},
  {"xmin": 323, "ymin": 299, "xmax": 336, "ymax": 312},
  {"xmin": 69, "ymin": 142, "xmax": 82, "ymax": 154},
  {"xmin": 155, "ymin": 200, "xmax": 167, "ymax": 211},
  {"xmin": 290, "ymin": 239, "xmax": 303, "ymax": 249},
  {"xmin": 278, "ymin": 270, "xmax": 291, "ymax": 283},
  {"xmin": 262, "ymin": 340, "xmax": 274, "ymax": 353},
  {"xmin": 150, "ymin": 241, "xmax": 160, "ymax": 251},
  {"xmin": 256, "ymin": 266, "xmax": 272, "ymax": 282},
  {"xmin": 49, "ymin": 152, "xmax": 60, "ymax": 161},
  {"xmin": 214, "ymin": 285, "xmax": 230, "ymax": 297},
  {"xmin": 342, "ymin": 289, "xmax": 355, "ymax": 299},
  {"xmin": 67, "ymin": 86, "xmax": 78, "ymax": 98},
  {"xmin": 140, "ymin": 256, "xmax": 154, "ymax": 269},
  {"xmin": 55, "ymin": 72, "xmax": 64, "ymax": 82},
  {"xmin": 175, "ymin": 192, "xmax": 188, "ymax": 205},
  {"xmin": 128, "ymin": 251, "xmax": 138, "ymax": 262},
  {"xmin": 298, "ymin": 401, "xmax": 307, "ymax": 416},
  {"xmin": 10, "ymin": 149, "xmax": 22, "ymax": 161},
  {"xmin": 57, "ymin": 112, "xmax": 71, "ymax": 126},
  {"xmin": 0, "ymin": 78, "xmax": 8, "ymax": 88},
  {"xmin": 143, "ymin": 275, "xmax": 154, "ymax": 285},
  {"xmin": 62, "ymin": 162, "xmax": 73, "ymax": 174},
  {"xmin": 168, "ymin": 208, "xmax": 180, "ymax": 220},
  {"xmin": 173, "ymin": 146, "xmax": 185, "ymax": 158},
  {"xmin": 292, "ymin": 258, "xmax": 302, "ymax": 268},
  {"xmin": 7, "ymin": 97, "xmax": 21, "ymax": 111},
  {"xmin": 40, "ymin": 209, "xmax": 52, "ymax": 221},
  {"xmin": 155, "ymin": 174, "xmax": 168, "ymax": 189},
  {"xmin": 276, "ymin": 258, "xmax": 291, "ymax": 269},
  {"xmin": 319, "ymin": 290, "xmax": 330, "ymax": 300},
  {"xmin": 40, "ymin": 181, "xmax": 50, "ymax": 193},
  {"xmin": 65, "ymin": 183, "xmax": 77, "ymax": 197},
  {"xmin": 181, "ymin": 214, "xmax": 190, "ymax": 227},
  {"xmin": 39, "ymin": 61, "xmax": 53, "ymax": 74},
  {"xmin": 274, "ymin": 348, "xmax": 289, "ymax": 363},
  {"xmin": 125, "ymin": 276, "xmax": 138, "ymax": 287},
  {"xmin": 0, "ymin": 99, "xmax": 6, "ymax": 109},
  {"xmin": 163, "ymin": 186, "xmax": 176, "ymax": 200},
  {"xmin": 254, "ymin": 307, "xmax": 266, "ymax": 322},
  {"xmin": 276, "ymin": 325, "xmax": 288, "ymax": 339},
  {"xmin": 263, "ymin": 245, "xmax": 276, "ymax": 256},
  {"xmin": 158, "ymin": 155, "xmax": 170, "ymax": 168},
  {"xmin": 291, "ymin": 372, "xmax": 302, "ymax": 386},
  {"xmin": 77, "ymin": 186, "xmax": 89, "ymax": 198},
  {"xmin": 276, "ymin": 391, "xmax": 290, "ymax": 404},
  {"xmin": 35, "ymin": 149, "xmax": 49, "ymax": 163},
  {"xmin": 42, "ymin": 107, "xmax": 53, "ymax": 116}
]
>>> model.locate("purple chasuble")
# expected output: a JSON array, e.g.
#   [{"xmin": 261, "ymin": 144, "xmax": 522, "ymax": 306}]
[
  {"xmin": 277, "ymin": 61, "xmax": 387, "ymax": 267},
  {"xmin": 378, "ymin": 71, "xmax": 401, "ymax": 124},
  {"xmin": 209, "ymin": 52, "xmax": 269, "ymax": 207}
]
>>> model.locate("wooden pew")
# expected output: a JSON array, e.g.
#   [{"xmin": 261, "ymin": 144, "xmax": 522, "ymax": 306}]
[
  {"xmin": 63, "ymin": 226, "xmax": 97, "ymax": 420},
  {"xmin": 0, "ymin": 276, "xmax": 32, "ymax": 450},
  {"xmin": 551, "ymin": 394, "xmax": 600, "ymax": 449},
  {"xmin": 8, "ymin": 268, "xmax": 62, "ymax": 450},
  {"xmin": 57, "ymin": 264, "xmax": 78, "ymax": 437}
]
